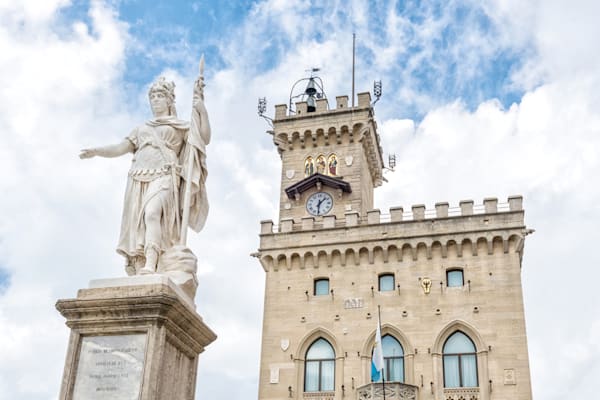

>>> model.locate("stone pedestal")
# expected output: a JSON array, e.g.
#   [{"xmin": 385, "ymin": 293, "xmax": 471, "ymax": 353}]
[{"xmin": 56, "ymin": 275, "xmax": 216, "ymax": 400}]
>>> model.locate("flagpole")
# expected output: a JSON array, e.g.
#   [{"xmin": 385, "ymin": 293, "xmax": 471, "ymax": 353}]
[
  {"xmin": 180, "ymin": 55, "xmax": 204, "ymax": 245},
  {"xmin": 378, "ymin": 305, "xmax": 386, "ymax": 400}
]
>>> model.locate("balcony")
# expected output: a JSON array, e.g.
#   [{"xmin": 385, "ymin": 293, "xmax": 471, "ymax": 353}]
[
  {"xmin": 303, "ymin": 392, "xmax": 335, "ymax": 400},
  {"xmin": 356, "ymin": 382, "xmax": 418, "ymax": 400},
  {"xmin": 443, "ymin": 387, "xmax": 480, "ymax": 400}
]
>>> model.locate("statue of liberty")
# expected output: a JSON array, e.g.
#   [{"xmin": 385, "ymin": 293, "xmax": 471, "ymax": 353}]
[{"xmin": 80, "ymin": 59, "xmax": 210, "ymax": 296}]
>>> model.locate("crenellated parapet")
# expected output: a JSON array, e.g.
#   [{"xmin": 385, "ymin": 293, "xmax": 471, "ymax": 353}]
[
  {"xmin": 257, "ymin": 196, "xmax": 528, "ymax": 272},
  {"xmin": 271, "ymin": 92, "xmax": 384, "ymax": 188}
]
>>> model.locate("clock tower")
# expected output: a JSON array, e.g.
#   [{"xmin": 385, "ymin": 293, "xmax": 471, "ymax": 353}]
[
  {"xmin": 270, "ymin": 84, "xmax": 383, "ymax": 225},
  {"xmin": 256, "ymin": 77, "xmax": 533, "ymax": 400}
]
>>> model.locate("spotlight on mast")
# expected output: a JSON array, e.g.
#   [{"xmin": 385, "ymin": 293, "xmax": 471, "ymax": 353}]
[
  {"xmin": 257, "ymin": 97, "xmax": 273, "ymax": 127},
  {"xmin": 372, "ymin": 80, "xmax": 382, "ymax": 105}
]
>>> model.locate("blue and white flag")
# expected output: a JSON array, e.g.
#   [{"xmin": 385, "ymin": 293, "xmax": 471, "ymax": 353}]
[{"xmin": 371, "ymin": 315, "xmax": 384, "ymax": 381}]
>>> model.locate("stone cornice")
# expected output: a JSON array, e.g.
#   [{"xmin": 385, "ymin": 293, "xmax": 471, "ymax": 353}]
[
  {"xmin": 56, "ymin": 283, "xmax": 217, "ymax": 355},
  {"xmin": 284, "ymin": 173, "xmax": 351, "ymax": 199}
]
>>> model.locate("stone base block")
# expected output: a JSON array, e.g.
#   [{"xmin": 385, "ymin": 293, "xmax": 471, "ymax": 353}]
[{"xmin": 56, "ymin": 275, "xmax": 217, "ymax": 400}]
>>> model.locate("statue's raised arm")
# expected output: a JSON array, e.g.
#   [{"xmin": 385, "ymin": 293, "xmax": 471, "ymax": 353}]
[{"xmin": 79, "ymin": 57, "xmax": 211, "ymax": 299}]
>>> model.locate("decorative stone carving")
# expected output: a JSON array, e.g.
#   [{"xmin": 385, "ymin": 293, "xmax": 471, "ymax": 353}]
[
  {"xmin": 443, "ymin": 387, "xmax": 480, "ymax": 400},
  {"xmin": 302, "ymin": 392, "xmax": 335, "ymax": 400},
  {"xmin": 357, "ymin": 382, "xmax": 418, "ymax": 400},
  {"xmin": 504, "ymin": 368, "xmax": 516, "ymax": 384},
  {"xmin": 344, "ymin": 297, "xmax": 364, "ymax": 309}
]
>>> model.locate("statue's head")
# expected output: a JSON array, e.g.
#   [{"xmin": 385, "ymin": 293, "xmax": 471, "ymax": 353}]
[{"xmin": 148, "ymin": 77, "xmax": 177, "ymax": 117}]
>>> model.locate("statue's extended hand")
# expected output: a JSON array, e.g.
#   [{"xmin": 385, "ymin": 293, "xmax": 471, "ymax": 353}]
[
  {"xmin": 193, "ymin": 78, "xmax": 205, "ymax": 104},
  {"xmin": 79, "ymin": 148, "xmax": 97, "ymax": 159}
]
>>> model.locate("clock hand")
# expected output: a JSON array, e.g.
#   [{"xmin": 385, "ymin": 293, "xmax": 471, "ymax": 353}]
[{"xmin": 317, "ymin": 198, "xmax": 324, "ymax": 213}]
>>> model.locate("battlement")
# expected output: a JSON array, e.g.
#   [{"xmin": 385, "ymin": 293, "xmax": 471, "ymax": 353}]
[
  {"xmin": 273, "ymin": 92, "xmax": 372, "ymax": 121},
  {"xmin": 261, "ymin": 196, "xmax": 523, "ymax": 234},
  {"xmin": 257, "ymin": 196, "xmax": 527, "ymax": 272}
]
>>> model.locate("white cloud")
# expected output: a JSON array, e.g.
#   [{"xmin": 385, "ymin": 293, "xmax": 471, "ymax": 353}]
[
  {"xmin": 0, "ymin": 2, "xmax": 132, "ymax": 398},
  {"xmin": 0, "ymin": 0, "xmax": 71, "ymax": 25}
]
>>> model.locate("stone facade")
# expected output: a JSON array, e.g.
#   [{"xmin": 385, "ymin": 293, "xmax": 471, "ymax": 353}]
[{"xmin": 256, "ymin": 93, "xmax": 532, "ymax": 400}]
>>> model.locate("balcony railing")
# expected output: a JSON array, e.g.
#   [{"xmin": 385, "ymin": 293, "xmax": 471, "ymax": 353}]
[
  {"xmin": 443, "ymin": 387, "xmax": 480, "ymax": 400},
  {"xmin": 303, "ymin": 391, "xmax": 335, "ymax": 400},
  {"xmin": 356, "ymin": 382, "xmax": 418, "ymax": 400}
]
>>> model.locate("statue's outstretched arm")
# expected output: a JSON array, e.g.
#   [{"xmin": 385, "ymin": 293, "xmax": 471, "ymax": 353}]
[{"xmin": 80, "ymin": 139, "xmax": 134, "ymax": 159}]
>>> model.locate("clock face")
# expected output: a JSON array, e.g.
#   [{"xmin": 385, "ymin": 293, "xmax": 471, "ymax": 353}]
[{"xmin": 306, "ymin": 192, "xmax": 334, "ymax": 216}]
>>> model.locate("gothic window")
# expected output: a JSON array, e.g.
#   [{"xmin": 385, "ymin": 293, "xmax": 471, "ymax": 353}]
[
  {"xmin": 327, "ymin": 154, "xmax": 338, "ymax": 176},
  {"xmin": 443, "ymin": 331, "xmax": 478, "ymax": 388},
  {"xmin": 314, "ymin": 278, "xmax": 329, "ymax": 296},
  {"xmin": 316, "ymin": 155, "xmax": 326, "ymax": 174},
  {"xmin": 372, "ymin": 335, "xmax": 404, "ymax": 382},
  {"xmin": 305, "ymin": 157, "xmax": 315, "ymax": 177},
  {"xmin": 447, "ymin": 269, "xmax": 464, "ymax": 287},
  {"xmin": 305, "ymin": 338, "xmax": 335, "ymax": 392},
  {"xmin": 378, "ymin": 274, "xmax": 395, "ymax": 292}
]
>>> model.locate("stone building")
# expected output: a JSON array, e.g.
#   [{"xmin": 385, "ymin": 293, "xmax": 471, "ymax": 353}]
[{"xmin": 255, "ymin": 81, "xmax": 532, "ymax": 400}]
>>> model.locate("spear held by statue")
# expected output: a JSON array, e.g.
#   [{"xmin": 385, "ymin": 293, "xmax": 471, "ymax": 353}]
[{"xmin": 180, "ymin": 54, "xmax": 211, "ymax": 245}]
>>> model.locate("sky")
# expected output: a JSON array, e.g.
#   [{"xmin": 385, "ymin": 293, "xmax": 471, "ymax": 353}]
[{"xmin": 0, "ymin": 0, "xmax": 599, "ymax": 398}]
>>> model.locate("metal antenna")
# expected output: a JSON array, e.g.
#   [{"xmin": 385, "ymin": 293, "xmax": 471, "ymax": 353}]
[{"xmin": 306, "ymin": 67, "xmax": 321, "ymax": 77}]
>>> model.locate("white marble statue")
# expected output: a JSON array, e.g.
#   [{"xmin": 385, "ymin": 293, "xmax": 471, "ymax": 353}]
[{"xmin": 80, "ymin": 59, "xmax": 210, "ymax": 297}]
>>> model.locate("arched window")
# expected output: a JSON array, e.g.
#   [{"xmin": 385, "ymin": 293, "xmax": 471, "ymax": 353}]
[
  {"xmin": 372, "ymin": 335, "xmax": 404, "ymax": 382},
  {"xmin": 305, "ymin": 338, "xmax": 335, "ymax": 392},
  {"xmin": 443, "ymin": 331, "xmax": 478, "ymax": 388}
]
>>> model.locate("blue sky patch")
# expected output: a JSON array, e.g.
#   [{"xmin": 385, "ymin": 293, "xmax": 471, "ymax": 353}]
[
  {"xmin": 55, "ymin": 1, "xmax": 528, "ymax": 120},
  {"xmin": 0, "ymin": 267, "xmax": 10, "ymax": 295}
]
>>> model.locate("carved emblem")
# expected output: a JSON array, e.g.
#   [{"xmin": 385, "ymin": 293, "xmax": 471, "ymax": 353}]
[
  {"xmin": 504, "ymin": 368, "xmax": 516, "ymax": 385},
  {"xmin": 281, "ymin": 339, "xmax": 290, "ymax": 351},
  {"xmin": 345, "ymin": 155, "xmax": 353, "ymax": 166},
  {"xmin": 421, "ymin": 278, "xmax": 432, "ymax": 294},
  {"xmin": 286, "ymin": 169, "xmax": 295, "ymax": 179}
]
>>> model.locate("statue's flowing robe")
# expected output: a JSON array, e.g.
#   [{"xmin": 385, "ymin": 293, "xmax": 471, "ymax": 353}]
[
  {"xmin": 116, "ymin": 101, "xmax": 210, "ymax": 262},
  {"xmin": 181, "ymin": 96, "xmax": 211, "ymax": 232}
]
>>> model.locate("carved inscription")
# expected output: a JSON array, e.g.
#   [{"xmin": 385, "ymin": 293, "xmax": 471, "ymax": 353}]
[
  {"xmin": 72, "ymin": 334, "xmax": 147, "ymax": 399},
  {"xmin": 344, "ymin": 298, "xmax": 364, "ymax": 309}
]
